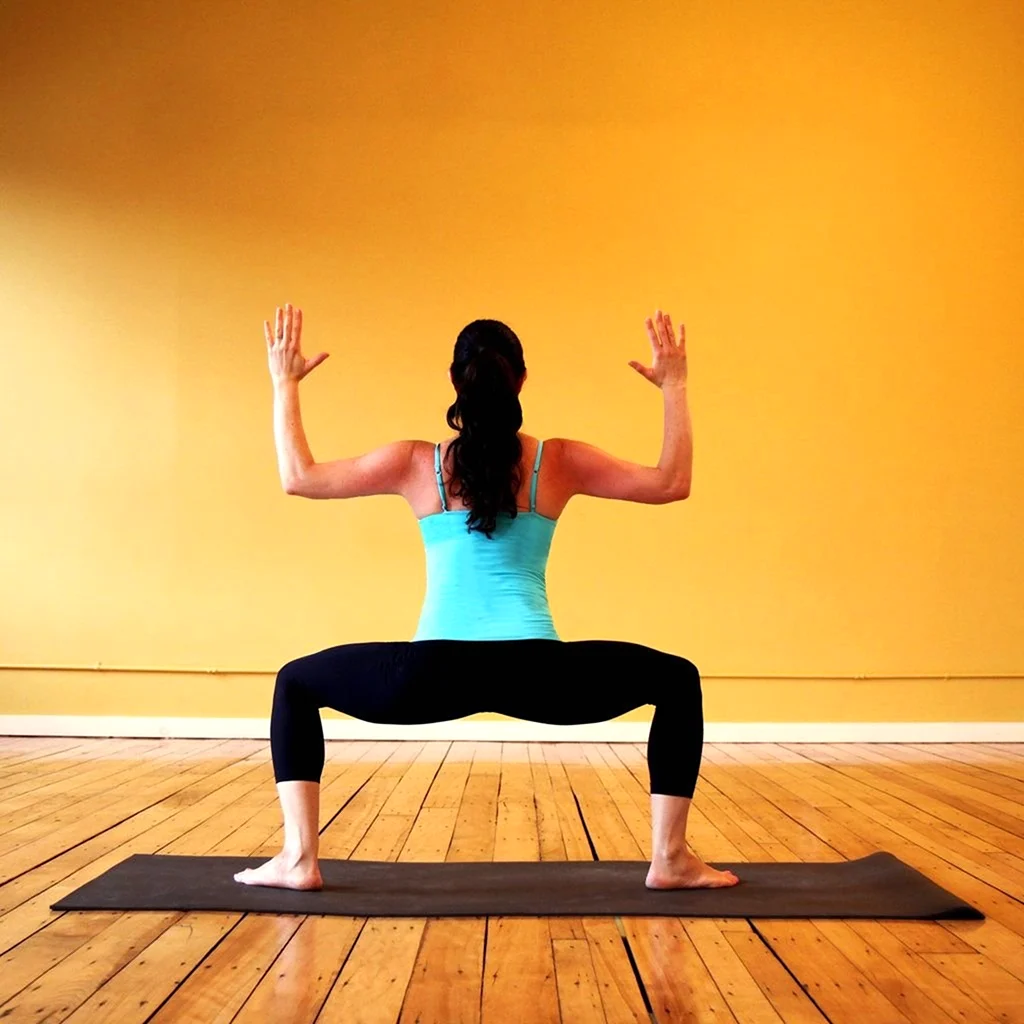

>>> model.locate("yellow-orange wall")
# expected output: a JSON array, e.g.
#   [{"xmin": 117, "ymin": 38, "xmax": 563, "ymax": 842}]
[{"xmin": 1, "ymin": 0, "xmax": 1021, "ymax": 724}]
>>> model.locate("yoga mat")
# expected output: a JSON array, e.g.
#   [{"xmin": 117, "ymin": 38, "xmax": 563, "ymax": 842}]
[{"xmin": 51, "ymin": 851, "xmax": 981, "ymax": 919}]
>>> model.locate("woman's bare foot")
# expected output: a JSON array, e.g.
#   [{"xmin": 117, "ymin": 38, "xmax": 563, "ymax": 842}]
[
  {"xmin": 646, "ymin": 850, "xmax": 740, "ymax": 889},
  {"xmin": 233, "ymin": 850, "xmax": 323, "ymax": 891}
]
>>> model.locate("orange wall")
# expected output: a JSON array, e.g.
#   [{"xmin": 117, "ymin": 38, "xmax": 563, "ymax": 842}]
[{"xmin": 1, "ymin": 0, "xmax": 1021, "ymax": 722}]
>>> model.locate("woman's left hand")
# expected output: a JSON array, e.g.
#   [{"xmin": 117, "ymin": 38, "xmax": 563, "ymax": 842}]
[{"xmin": 265, "ymin": 303, "xmax": 330, "ymax": 383}]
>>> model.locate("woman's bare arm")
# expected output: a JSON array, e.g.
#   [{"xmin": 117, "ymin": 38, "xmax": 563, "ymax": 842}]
[
  {"xmin": 556, "ymin": 309, "xmax": 691, "ymax": 504},
  {"xmin": 273, "ymin": 378, "xmax": 419, "ymax": 498},
  {"xmin": 266, "ymin": 302, "xmax": 418, "ymax": 499}
]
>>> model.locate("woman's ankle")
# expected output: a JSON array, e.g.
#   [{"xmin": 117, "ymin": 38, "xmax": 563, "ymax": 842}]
[
  {"xmin": 651, "ymin": 844, "xmax": 692, "ymax": 864},
  {"xmin": 281, "ymin": 843, "xmax": 319, "ymax": 865}
]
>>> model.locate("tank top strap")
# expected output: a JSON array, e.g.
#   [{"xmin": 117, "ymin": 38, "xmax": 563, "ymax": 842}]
[
  {"xmin": 433, "ymin": 442, "xmax": 448, "ymax": 512},
  {"xmin": 529, "ymin": 439, "xmax": 545, "ymax": 512}
]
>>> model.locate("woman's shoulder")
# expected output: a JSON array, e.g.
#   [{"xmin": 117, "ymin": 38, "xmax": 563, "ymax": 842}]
[{"xmin": 436, "ymin": 432, "xmax": 549, "ymax": 453}]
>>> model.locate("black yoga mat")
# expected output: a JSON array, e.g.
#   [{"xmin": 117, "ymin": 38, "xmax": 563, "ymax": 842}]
[{"xmin": 51, "ymin": 851, "xmax": 981, "ymax": 919}]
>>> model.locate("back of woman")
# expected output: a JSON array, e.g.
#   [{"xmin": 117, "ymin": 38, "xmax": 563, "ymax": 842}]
[{"xmin": 234, "ymin": 303, "xmax": 738, "ymax": 894}]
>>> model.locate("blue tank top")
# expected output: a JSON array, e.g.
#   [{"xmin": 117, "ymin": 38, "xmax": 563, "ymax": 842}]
[{"xmin": 412, "ymin": 439, "xmax": 560, "ymax": 641}]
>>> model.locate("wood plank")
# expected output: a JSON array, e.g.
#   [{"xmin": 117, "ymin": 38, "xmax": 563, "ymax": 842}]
[
  {"xmin": 0, "ymin": 739, "xmax": 154, "ymax": 793},
  {"xmin": 0, "ymin": 743, "xmax": 390, "ymax": 1017},
  {"xmin": 939, "ymin": 917, "xmax": 1024, "ymax": 981},
  {"xmin": 728, "ymin": 745, "xmax": 1024, "ymax": 899},
  {"xmin": 231, "ymin": 916, "xmax": 364, "ymax": 1024},
  {"xmin": 537, "ymin": 743, "xmax": 594, "ymax": 862},
  {"xmin": 622, "ymin": 915, "xmax": 739, "ymax": 1024},
  {"xmin": 812, "ymin": 919, "xmax": 965, "ymax": 1023},
  {"xmin": 721, "ymin": 930, "xmax": 830, "ymax": 1024},
  {"xmin": 717, "ymin": 744, "xmax": 1024, "ymax": 982},
  {"xmin": 2, "ymin": 738, "xmax": 1022, "ymax": 1023},
  {"xmin": 446, "ymin": 742, "xmax": 501, "ymax": 863},
  {"xmin": 197, "ymin": 746, "xmax": 388, "ymax": 1024},
  {"xmin": 845, "ymin": 920, "xmax": 1002, "ymax": 1023},
  {"xmin": 877, "ymin": 920, "xmax": 978, "ymax": 955},
  {"xmin": 480, "ymin": 743, "xmax": 559, "ymax": 1024},
  {"xmin": 398, "ymin": 742, "xmax": 491, "ymax": 1024},
  {"xmin": 529, "ymin": 742, "xmax": 573, "ymax": 867},
  {"xmin": 875, "ymin": 743, "xmax": 1024, "ymax": 800},
  {"xmin": 0, "ymin": 747, "xmax": 266, "ymax": 884},
  {"xmin": 527, "ymin": 742, "xmax": 581, "ymax": 946},
  {"xmin": 692, "ymin": 753, "xmax": 844, "ymax": 862},
  {"xmin": 212, "ymin": 740, "xmax": 399, "ymax": 859},
  {"xmin": 317, "ymin": 742, "xmax": 428, "ymax": 859},
  {"xmin": 826, "ymin": 761, "xmax": 1024, "ymax": 858},
  {"xmin": 552, "ymin": 938, "xmax": 608, "ymax": 1023},
  {"xmin": 0, "ymin": 911, "xmax": 118, "ymax": 1007},
  {"xmin": 318, "ymin": 918, "xmax": 427, "ymax": 1024},
  {"xmin": 59, "ymin": 913, "xmax": 237, "ymax": 1024},
  {"xmin": 920, "ymin": 952, "xmax": 1024, "ymax": 1024},
  {"xmin": 0, "ymin": 738, "xmax": 93, "ymax": 773},
  {"xmin": 0, "ymin": 744, "xmax": 261, "ymax": 914},
  {"xmin": 145, "ymin": 914, "xmax": 304, "ymax": 1024},
  {"xmin": 578, "ymin": 918, "xmax": 649, "ymax": 1024},
  {"xmin": 0, "ymin": 756, "xmax": 269, "ymax": 953},
  {"xmin": 533, "ymin": 744, "xmax": 652, "ymax": 1023},
  {"xmin": 315, "ymin": 742, "xmax": 453, "ymax": 1024},
  {"xmin": 398, "ymin": 917, "xmax": 485, "ymax": 1024},
  {"xmin": 606, "ymin": 739, "xmax": 798, "ymax": 865},
  {"xmin": 558, "ymin": 743, "xmax": 755, "ymax": 1021},
  {"xmin": 1, "ymin": 789, "xmax": 273, "ymax": 1019},
  {"xmin": 682, "ymin": 919, "xmax": 786, "ymax": 1023},
  {"xmin": 754, "ymin": 921, "xmax": 914, "ymax": 1024},
  {"xmin": 0, "ymin": 911, "xmax": 185, "ymax": 1022},
  {"xmin": 0, "ymin": 739, "xmax": 244, "ymax": 848},
  {"xmin": 61, "ymin": 743, "xmax": 399, "ymax": 1024},
  {"xmin": 559, "ymin": 748, "xmax": 642, "ymax": 861}
]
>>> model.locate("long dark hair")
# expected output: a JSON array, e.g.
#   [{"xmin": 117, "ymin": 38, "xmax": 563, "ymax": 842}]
[{"xmin": 444, "ymin": 319, "xmax": 526, "ymax": 538}]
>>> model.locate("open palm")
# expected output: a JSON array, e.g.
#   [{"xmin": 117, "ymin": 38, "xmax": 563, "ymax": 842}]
[
  {"xmin": 629, "ymin": 309, "xmax": 687, "ymax": 388},
  {"xmin": 265, "ymin": 303, "xmax": 329, "ymax": 383}
]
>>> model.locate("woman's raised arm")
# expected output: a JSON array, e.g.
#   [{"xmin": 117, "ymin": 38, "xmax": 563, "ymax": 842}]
[
  {"xmin": 266, "ymin": 302, "xmax": 419, "ymax": 500},
  {"xmin": 555, "ymin": 309, "xmax": 691, "ymax": 504}
]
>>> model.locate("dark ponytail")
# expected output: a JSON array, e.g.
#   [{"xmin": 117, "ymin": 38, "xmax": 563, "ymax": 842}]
[{"xmin": 444, "ymin": 319, "xmax": 527, "ymax": 538}]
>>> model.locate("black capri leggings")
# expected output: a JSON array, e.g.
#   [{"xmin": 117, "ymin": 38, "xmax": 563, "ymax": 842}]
[{"xmin": 270, "ymin": 639, "xmax": 704, "ymax": 798}]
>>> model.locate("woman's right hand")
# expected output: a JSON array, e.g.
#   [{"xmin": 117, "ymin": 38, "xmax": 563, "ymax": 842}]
[{"xmin": 628, "ymin": 309, "xmax": 688, "ymax": 389}]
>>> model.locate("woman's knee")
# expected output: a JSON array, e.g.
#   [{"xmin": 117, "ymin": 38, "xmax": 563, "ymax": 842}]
[
  {"xmin": 272, "ymin": 658, "xmax": 313, "ymax": 708},
  {"xmin": 678, "ymin": 655, "xmax": 701, "ymax": 686},
  {"xmin": 656, "ymin": 652, "xmax": 703, "ymax": 707}
]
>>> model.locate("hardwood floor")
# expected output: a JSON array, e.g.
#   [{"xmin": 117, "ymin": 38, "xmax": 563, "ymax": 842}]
[{"xmin": 1, "ymin": 738, "xmax": 1022, "ymax": 1023}]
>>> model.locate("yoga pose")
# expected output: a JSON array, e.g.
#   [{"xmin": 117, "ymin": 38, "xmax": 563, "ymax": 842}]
[{"xmin": 235, "ymin": 303, "xmax": 739, "ymax": 892}]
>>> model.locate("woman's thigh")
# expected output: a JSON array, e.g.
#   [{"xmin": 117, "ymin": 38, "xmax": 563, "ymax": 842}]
[
  {"xmin": 280, "ymin": 640, "xmax": 484, "ymax": 723},
  {"xmin": 467, "ymin": 639, "xmax": 696, "ymax": 724},
  {"xmin": 280, "ymin": 638, "xmax": 695, "ymax": 725}
]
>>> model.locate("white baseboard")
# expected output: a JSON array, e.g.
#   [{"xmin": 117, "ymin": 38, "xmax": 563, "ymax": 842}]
[{"xmin": 1, "ymin": 716, "xmax": 1022, "ymax": 743}]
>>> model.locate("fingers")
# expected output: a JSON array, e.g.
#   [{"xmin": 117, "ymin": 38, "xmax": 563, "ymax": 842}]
[
  {"xmin": 662, "ymin": 311, "xmax": 676, "ymax": 347},
  {"xmin": 628, "ymin": 360, "xmax": 654, "ymax": 383},
  {"xmin": 646, "ymin": 309, "xmax": 678, "ymax": 349},
  {"xmin": 268, "ymin": 304, "xmax": 302, "ymax": 347},
  {"xmin": 307, "ymin": 351, "xmax": 329, "ymax": 374},
  {"xmin": 655, "ymin": 309, "xmax": 668, "ymax": 347},
  {"xmin": 645, "ymin": 315, "xmax": 662, "ymax": 351},
  {"xmin": 647, "ymin": 308, "xmax": 685, "ymax": 351}
]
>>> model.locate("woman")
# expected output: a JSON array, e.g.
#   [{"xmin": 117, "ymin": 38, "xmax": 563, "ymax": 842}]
[{"xmin": 234, "ymin": 302, "xmax": 739, "ymax": 892}]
